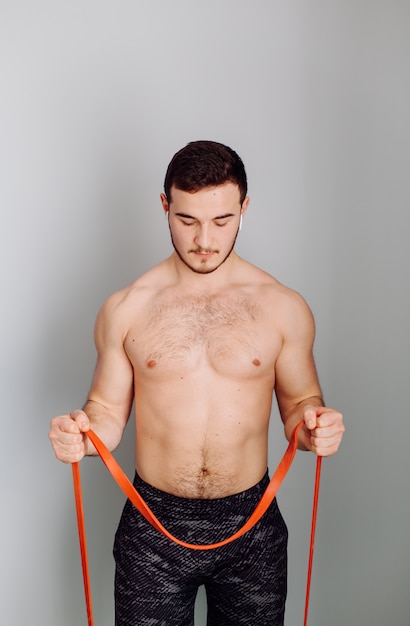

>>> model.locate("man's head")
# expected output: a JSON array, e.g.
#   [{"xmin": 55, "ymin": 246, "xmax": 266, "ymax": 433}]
[
  {"xmin": 161, "ymin": 141, "xmax": 249, "ymax": 276},
  {"xmin": 163, "ymin": 140, "xmax": 248, "ymax": 205}
]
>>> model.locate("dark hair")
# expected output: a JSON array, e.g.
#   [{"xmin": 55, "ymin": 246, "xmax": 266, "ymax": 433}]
[{"xmin": 164, "ymin": 140, "xmax": 248, "ymax": 204}]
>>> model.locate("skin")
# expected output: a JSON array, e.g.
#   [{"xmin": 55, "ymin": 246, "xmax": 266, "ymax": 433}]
[{"xmin": 49, "ymin": 182, "xmax": 344, "ymax": 498}]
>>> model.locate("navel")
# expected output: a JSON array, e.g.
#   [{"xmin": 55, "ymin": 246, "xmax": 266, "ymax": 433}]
[{"xmin": 252, "ymin": 358, "xmax": 261, "ymax": 367}]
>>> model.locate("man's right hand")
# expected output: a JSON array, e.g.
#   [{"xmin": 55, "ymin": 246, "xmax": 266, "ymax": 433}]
[{"xmin": 48, "ymin": 410, "xmax": 90, "ymax": 463}]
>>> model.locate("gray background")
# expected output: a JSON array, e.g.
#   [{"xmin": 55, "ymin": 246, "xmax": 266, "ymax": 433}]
[{"xmin": 1, "ymin": 1, "xmax": 409, "ymax": 625}]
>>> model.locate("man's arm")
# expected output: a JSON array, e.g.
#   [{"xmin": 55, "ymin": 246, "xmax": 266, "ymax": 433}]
[
  {"xmin": 49, "ymin": 292, "xmax": 134, "ymax": 463},
  {"xmin": 274, "ymin": 291, "xmax": 344, "ymax": 456}
]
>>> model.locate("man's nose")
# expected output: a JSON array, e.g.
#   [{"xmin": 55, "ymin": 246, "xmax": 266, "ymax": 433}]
[{"xmin": 194, "ymin": 224, "xmax": 212, "ymax": 249}]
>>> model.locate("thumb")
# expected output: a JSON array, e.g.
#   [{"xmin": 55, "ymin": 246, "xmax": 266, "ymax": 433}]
[
  {"xmin": 71, "ymin": 409, "xmax": 90, "ymax": 432},
  {"xmin": 303, "ymin": 405, "xmax": 318, "ymax": 430}
]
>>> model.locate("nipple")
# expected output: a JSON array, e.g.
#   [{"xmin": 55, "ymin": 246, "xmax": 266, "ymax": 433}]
[
  {"xmin": 146, "ymin": 359, "xmax": 157, "ymax": 369},
  {"xmin": 252, "ymin": 358, "xmax": 261, "ymax": 367}
]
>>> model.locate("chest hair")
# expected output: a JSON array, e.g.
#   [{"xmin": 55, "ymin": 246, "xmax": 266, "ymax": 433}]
[{"xmin": 141, "ymin": 293, "xmax": 262, "ymax": 364}]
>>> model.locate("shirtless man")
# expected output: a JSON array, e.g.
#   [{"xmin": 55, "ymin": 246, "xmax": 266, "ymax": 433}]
[{"xmin": 49, "ymin": 140, "xmax": 344, "ymax": 626}]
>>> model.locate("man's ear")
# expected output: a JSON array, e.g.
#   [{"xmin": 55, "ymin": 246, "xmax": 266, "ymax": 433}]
[
  {"xmin": 160, "ymin": 193, "xmax": 169, "ymax": 216},
  {"xmin": 241, "ymin": 195, "xmax": 250, "ymax": 217}
]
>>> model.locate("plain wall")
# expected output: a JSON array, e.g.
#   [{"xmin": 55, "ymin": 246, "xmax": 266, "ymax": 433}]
[{"xmin": 1, "ymin": 1, "xmax": 409, "ymax": 624}]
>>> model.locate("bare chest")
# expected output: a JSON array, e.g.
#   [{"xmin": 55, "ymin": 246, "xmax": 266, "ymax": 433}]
[{"xmin": 127, "ymin": 293, "xmax": 279, "ymax": 374}]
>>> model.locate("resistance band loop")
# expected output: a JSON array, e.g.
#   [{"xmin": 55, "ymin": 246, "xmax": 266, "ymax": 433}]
[{"xmin": 72, "ymin": 422, "xmax": 322, "ymax": 625}]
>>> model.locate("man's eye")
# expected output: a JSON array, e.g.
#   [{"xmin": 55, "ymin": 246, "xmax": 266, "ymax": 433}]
[
  {"xmin": 215, "ymin": 221, "xmax": 228, "ymax": 227},
  {"xmin": 181, "ymin": 220, "xmax": 195, "ymax": 226}
]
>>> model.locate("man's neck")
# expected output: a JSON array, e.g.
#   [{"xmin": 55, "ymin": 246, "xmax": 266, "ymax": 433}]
[{"xmin": 169, "ymin": 251, "xmax": 241, "ymax": 292}]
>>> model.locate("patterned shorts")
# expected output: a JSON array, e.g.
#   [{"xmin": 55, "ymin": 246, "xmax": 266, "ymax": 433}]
[{"xmin": 113, "ymin": 470, "xmax": 288, "ymax": 625}]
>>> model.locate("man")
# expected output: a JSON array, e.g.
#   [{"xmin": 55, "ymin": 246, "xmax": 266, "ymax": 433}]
[{"xmin": 49, "ymin": 140, "xmax": 344, "ymax": 625}]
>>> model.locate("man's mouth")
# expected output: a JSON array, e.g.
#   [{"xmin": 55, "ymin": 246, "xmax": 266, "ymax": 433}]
[{"xmin": 191, "ymin": 249, "xmax": 217, "ymax": 256}]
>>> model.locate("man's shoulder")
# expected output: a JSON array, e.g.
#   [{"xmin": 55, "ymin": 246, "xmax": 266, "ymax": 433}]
[
  {"xmin": 239, "ymin": 259, "xmax": 301, "ymax": 298},
  {"xmin": 93, "ymin": 261, "xmax": 173, "ymax": 342},
  {"xmin": 238, "ymin": 259, "xmax": 312, "ymax": 322},
  {"xmin": 100, "ymin": 259, "xmax": 173, "ymax": 314}
]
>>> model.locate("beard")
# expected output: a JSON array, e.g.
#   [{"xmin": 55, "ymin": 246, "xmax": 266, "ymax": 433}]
[{"xmin": 169, "ymin": 229, "xmax": 239, "ymax": 275}]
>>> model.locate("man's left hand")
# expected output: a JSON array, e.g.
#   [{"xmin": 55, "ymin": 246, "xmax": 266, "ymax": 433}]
[{"xmin": 303, "ymin": 405, "xmax": 345, "ymax": 456}]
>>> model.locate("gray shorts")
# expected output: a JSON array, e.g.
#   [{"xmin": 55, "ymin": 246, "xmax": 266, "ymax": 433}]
[{"xmin": 113, "ymin": 470, "xmax": 288, "ymax": 626}]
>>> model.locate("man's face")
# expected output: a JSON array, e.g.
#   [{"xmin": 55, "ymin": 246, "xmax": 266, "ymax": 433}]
[{"xmin": 161, "ymin": 183, "xmax": 249, "ymax": 275}]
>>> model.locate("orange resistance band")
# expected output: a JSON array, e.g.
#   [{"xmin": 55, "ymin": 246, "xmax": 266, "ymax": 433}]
[{"xmin": 72, "ymin": 422, "xmax": 322, "ymax": 625}]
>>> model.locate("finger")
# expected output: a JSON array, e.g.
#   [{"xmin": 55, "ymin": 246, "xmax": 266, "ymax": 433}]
[
  {"xmin": 316, "ymin": 409, "xmax": 344, "ymax": 428},
  {"xmin": 50, "ymin": 431, "xmax": 87, "ymax": 463},
  {"xmin": 310, "ymin": 431, "xmax": 344, "ymax": 456},
  {"xmin": 53, "ymin": 445, "xmax": 86, "ymax": 464},
  {"xmin": 50, "ymin": 414, "xmax": 82, "ymax": 434},
  {"xmin": 49, "ymin": 413, "xmax": 89, "ymax": 463},
  {"xmin": 303, "ymin": 405, "xmax": 318, "ymax": 430},
  {"xmin": 70, "ymin": 410, "xmax": 90, "ymax": 432},
  {"xmin": 312, "ymin": 422, "xmax": 345, "ymax": 440},
  {"xmin": 52, "ymin": 430, "xmax": 85, "ymax": 446}
]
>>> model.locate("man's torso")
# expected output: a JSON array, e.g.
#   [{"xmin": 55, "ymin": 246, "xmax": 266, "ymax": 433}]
[{"xmin": 118, "ymin": 257, "xmax": 289, "ymax": 498}]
